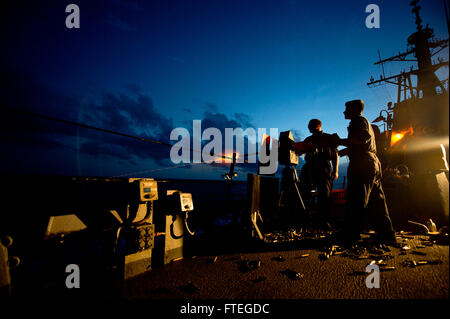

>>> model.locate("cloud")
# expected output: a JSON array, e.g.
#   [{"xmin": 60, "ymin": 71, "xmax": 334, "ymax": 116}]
[
  {"xmin": 201, "ymin": 102, "xmax": 254, "ymax": 131},
  {"xmin": 0, "ymin": 66, "xmax": 268, "ymax": 178},
  {"xmin": 0, "ymin": 65, "xmax": 174, "ymax": 170},
  {"xmin": 78, "ymin": 90, "xmax": 176, "ymax": 164},
  {"xmin": 83, "ymin": 90, "xmax": 174, "ymax": 140},
  {"xmin": 202, "ymin": 111, "xmax": 243, "ymax": 132},
  {"xmin": 233, "ymin": 112, "xmax": 253, "ymax": 128},
  {"xmin": 205, "ymin": 102, "xmax": 218, "ymax": 112},
  {"xmin": 193, "ymin": 104, "xmax": 262, "ymax": 177}
]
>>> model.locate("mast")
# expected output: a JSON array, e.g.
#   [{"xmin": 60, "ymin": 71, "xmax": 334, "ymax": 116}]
[{"xmin": 367, "ymin": 0, "xmax": 449, "ymax": 99}]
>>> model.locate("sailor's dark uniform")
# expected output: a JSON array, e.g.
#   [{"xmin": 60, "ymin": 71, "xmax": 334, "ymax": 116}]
[
  {"xmin": 299, "ymin": 131, "xmax": 336, "ymax": 224},
  {"xmin": 344, "ymin": 115, "xmax": 395, "ymax": 241}
]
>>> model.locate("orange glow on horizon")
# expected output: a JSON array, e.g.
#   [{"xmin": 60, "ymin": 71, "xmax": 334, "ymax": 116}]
[{"xmin": 221, "ymin": 152, "xmax": 240, "ymax": 163}]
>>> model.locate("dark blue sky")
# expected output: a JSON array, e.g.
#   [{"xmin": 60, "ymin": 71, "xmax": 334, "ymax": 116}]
[{"xmin": 1, "ymin": 0, "xmax": 448, "ymax": 180}]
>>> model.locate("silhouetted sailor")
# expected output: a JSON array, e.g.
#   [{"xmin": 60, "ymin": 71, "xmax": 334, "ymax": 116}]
[
  {"xmin": 299, "ymin": 119, "xmax": 338, "ymax": 229},
  {"xmin": 338, "ymin": 100, "xmax": 396, "ymax": 244}
]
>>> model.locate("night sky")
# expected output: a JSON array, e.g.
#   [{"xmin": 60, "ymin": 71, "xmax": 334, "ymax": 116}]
[{"xmin": 1, "ymin": 0, "xmax": 448, "ymax": 180}]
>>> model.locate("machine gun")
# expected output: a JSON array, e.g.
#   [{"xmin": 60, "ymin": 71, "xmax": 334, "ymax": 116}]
[
  {"xmin": 248, "ymin": 130, "xmax": 340, "ymax": 238},
  {"xmin": 277, "ymin": 131, "xmax": 306, "ymax": 226}
]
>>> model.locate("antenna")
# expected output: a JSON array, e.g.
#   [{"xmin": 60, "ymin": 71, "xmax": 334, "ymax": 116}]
[
  {"xmin": 378, "ymin": 49, "xmax": 386, "ymax": 78},
  {"xmin": 368, "ymin": 0, "xmax": 449, "ymax": 98},
  {"xmin": 411, "ymin": 0, "xmax": 423, "ymax": 30}
]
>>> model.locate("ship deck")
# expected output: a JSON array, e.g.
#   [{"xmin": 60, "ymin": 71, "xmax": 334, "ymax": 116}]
[{"xmin": 12, "ymin": 225, "xmax": 449, "ymax": 300}]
